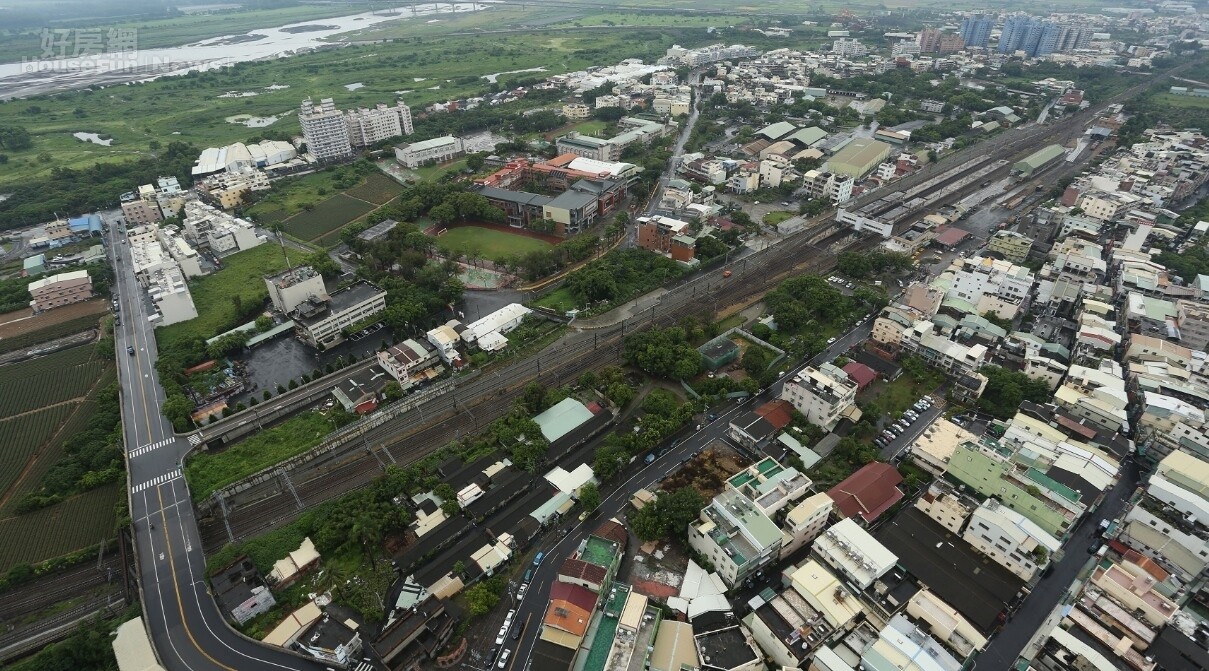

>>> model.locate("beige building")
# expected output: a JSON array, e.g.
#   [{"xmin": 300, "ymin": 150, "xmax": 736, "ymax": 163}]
[
  {"xmin": 1088, "ymin": 558, "xmax": 1178, "ymax": 627},
  {"xmin": 871, "ymin": 305, "xmax": 920, "ymax": 352},
  {"xmin": 963, "ymin": 499, "xmax": 1060, "ymax": 581},
  {"xmin": 907, "ymin": 418, "xmax": 978, "ymax": 475},
  {"xmin": 28, "ymin": 270, "xmax": 93, "ymax": 312},
  {"xmin": 914, "ymin": 482, "xmax": 973, "ymax": 534},
  {"xmin": 780, "ymin": 493, "xmax": 834, "ymax": 559},
  {"xmin": 987, "ymin": 229, "xmax": 1032, "ymax": 264},
  {"xmin": 905, "ymin": 589, "xmax": 988, "ymax": 658},
  {"xmin": 121, "ymin": 197, "xmax": 163, "ymax": 226},
  {"xmin": 562, "ymin": 103, "xmax": 592, "ymax": 120},
  {"xmin": 780, "ymin": 363, "xmax": 859, "ymax": 432}
]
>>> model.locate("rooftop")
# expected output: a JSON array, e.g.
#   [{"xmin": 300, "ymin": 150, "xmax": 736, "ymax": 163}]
[
  {"xmin": 875, "ymin": 507, "xmax": 1024, "ymax": 633},
  {"xmin": 826, "ymin": 462, "xmax": 904, "ymax": 524},
  {"xmin": 534, "ymin": 398, "xmax": 597, "ymax": 444},
  {"xmin": 582, "ymin": 535, "xmax": 621, "ymax": 569},
  {"xmin": 695, "ymin": 624, "xmax": 759, "ymax": 671}
]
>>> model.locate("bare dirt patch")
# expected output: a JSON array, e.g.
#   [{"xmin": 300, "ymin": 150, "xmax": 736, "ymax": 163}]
[
  {"xmin": 0, "ymin": 299, "xmax": 106, "ymax": 339},
  {"xmin": 661, "ymin": 440, "xmax": 751, "ymax": 501}
]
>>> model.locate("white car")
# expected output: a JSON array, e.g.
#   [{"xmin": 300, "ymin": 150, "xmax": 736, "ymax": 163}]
[
  {"xmin": 516, "ymin": 583, "xmax": 527, "ymax": 598},
  {"xmin": 495, "ymin": 626, "xmax": 507, "ymax": 646},
  {"xmin": 497, "ymin": 649, "xmax": 512, "ymax": 668},
  {"xmin": 827, "ymin": 337, "xmax": 836, "ymax": 344}
]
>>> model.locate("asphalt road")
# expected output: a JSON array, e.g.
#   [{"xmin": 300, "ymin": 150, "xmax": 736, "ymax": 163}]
[
  {"xmin": 107, "ymin": 222, "xmax": 328, "ymax": 671},
  {"xmin": 977, "ymin": 459, "xmax": 1142, "ymax": 668}
]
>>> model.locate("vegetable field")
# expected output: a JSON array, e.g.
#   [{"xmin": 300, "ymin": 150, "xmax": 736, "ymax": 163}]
[
  {"xmin": 0, "ymin": 483, "xmax": 121, "ymax": 573},
  {"xmin": 0, "ymin": 345, "xmax": 105, "ymax": 417},
  {"xmin": 344, "ymin": 173, "xmax": 406, "ymax": 205},
  {"xmin": 0, "ymin": 306, "xmax": 105, "ymax": 354},
  {"xmin": 281, "ymin": 193, "xmax": 376, "ymax": 242},
  {"xmin": 0, "ymin": 405, "xmax": 76, "ymax": 498}
]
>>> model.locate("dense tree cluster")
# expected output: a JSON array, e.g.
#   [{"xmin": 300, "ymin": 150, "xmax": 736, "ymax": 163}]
[
  {"xmin": 631, "ymin": 487, "xmax": 705, "ymax": 542},
  {"xmin": 835, "ymin": 250, "xmax": 913, "ymax": 279},
  {"xmin": 563, "ymin": 248, "xmax": 683, "ymax": 308},
  {"xmin": 0, "ymin": 141, "xmax": 197, "ymax": 230},
  {"xmin": 978, "ymin": 365, "xmax": 1053, "ymax": 419},
  {"xmin": 623, "ymin": 326, "xmax": 703, "ymax": 380}
]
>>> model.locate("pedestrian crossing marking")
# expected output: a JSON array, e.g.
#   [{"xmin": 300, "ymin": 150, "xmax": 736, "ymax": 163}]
[
  {"xmin": 188, "ymin": 433, "xmax": 202, "ymax": 446},
  {"xmin": 132, "ymin": 469, "xmax": 181, "ymax": 493},
  {"xmin": 130, "ymin": 437, "xmax": 176, "ymax": 458}
]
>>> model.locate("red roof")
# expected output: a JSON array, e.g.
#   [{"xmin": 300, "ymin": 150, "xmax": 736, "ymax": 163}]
[
  {"xmin": 548, "ymin": 582, "xmax": 598, "ymax": 613},
  {"xmin": 934, "ymin": 227, "xmax": 971, "ymax": 247},
  {"xmin": 592, "ymin": 519, "xmax": 628, "ymax": 549},
  {"xmin": 559, "ymin": 558, "xmax": 606, "ymax": 586},
  {"xmin": 842, "ymin": 362, "xmax": 877, "ymax": 389},
  {"xmin": 755, "ymin": 400, "xmax": 794, "ymax": 430},
  {"xmin": 827, "ymin": 462, "xmax": 904, "ymax": 524}
]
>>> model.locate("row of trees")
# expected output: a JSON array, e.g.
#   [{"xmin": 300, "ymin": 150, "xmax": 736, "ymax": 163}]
[
  {"xmin": 563, "ymin": 247, "xmax": 684, "ymax": 310},
  {"xmin": 835, "ymin": 250, "xmax": 914, "ymax": 280}
]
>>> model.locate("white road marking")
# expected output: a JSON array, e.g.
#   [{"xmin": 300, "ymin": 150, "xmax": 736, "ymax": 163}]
[
  {"xmin": 132, "ymin": 469, "xmax": 182, "ymax": 493},
  {"xmin": 130, "ymin": 437, "xmax": 176, "ymax": 458}
]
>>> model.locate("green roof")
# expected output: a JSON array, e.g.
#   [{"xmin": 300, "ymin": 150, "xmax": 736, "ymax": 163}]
[
  {"xmin": 758, "ymin": 121, "xmax": 798, "ymax": 140},
  {"xmin": 582, "ymin": 535, "xmax": 620, "ymax": 569},
  {"xmin": 1014, "ymin": 144, "xmax": 1065, "ymax": 173},
  {"xmin": 533, "ymin": 397, "xmax": 594, "ymax": 443},
  {"xmin": 787, "ymin": 126, "xmax": 827, "ymax": 146}
]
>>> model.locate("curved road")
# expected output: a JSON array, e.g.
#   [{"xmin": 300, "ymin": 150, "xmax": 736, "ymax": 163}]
[{"xmin": 108, "ymin": 224, "xmax": 326, "ymax": 671}]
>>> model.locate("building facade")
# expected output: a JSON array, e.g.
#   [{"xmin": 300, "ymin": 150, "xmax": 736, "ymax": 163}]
[
  {"xmin": 28, "ymin": 270, "xmax": 93, "ymax": 312},
  {"xmin": 300, "ymin": 97, "xmax": 354, "ymax": 163}
]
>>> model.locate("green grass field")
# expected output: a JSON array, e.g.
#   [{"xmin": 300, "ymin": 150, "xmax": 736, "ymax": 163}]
[
  {"xmin": 282, "ymin": 194, "xmax": 377, "ymax": 242},
  {"xmin": 0, "ymin": 483, "xmax": 121, "ymax": 573},
  {"xmin": 1155, "ymin": 93, "xmax": 1209, "ymax": 109},
  {"xmin": 155, "ymin": 243, "xmax": 297, "ymax": 350},
  {"xmin": 763, "ymin": 211, "xmax": 795, "ymax": 226},
  {"xmin": 186, "ymin": 411, "xmax": 333, "ymax": 501},
  {"xmin": 0, "ymin": 27, "xmax": 684, "ymax": 192},
  {"xmin": 345, "ymin": 173, "xmax": 406, "ymax": 205},
  {"xmin": 433, "ymin": 226, "xmax": 552, "ymax": 263}
]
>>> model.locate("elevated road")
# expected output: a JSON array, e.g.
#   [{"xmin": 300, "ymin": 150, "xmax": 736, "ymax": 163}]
[{"xmin": 108, "ymin": 224, "xmax": 327, "ymax": 671}]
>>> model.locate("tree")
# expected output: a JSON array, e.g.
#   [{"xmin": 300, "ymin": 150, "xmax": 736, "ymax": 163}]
[
  {"xmin": 605, "ymin": 382, "xmax": 636, "ymax": 408},
  {"xmin": 383, "ymin": 381, "xmax": 403, "ymax": 402},
  {"xmin": 632, "ymin": 487, "xmax": 705, "ymax": 541},
  {"xmin": 302, "ymin": 250, "xmax": 341, "ymax": 278},
  {"xmin": 464, "ymin": 578, "xmax": 503, "ymax": 616},
  {"xmin": 578, "ymin": 483, "xmax": 601, "ymax": 513},
  {"xmin": 623, "ymin": 326, "xmax": 702, "ymax": 380},
  {"xmin": 465, "ymin": 153, "xmax": 486, "ymax": 171},
  {"xmin": 0, "ymin": 125, "xmax": 32, "ymax": 151},
  {"xmin": 255, "ymin": 315, "xmax": 273, "ymax": 332}
]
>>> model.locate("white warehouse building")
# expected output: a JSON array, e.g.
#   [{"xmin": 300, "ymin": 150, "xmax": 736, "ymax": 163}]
[{"xmin": 463, "ymin": 303, "xmax": 532, "ymax": 352}]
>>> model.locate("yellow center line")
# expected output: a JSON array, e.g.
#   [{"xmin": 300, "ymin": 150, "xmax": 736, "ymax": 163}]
[{"xmin": 157, "ymin": 486, "xmax": 237, "ymax": 671}]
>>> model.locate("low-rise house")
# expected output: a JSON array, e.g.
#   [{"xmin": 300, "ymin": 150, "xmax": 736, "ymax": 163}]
[
  {"xmin": 266, "ymin": 537, "xmax": 321, "ymax": 589},
  {"xmin": 294, "ymin": 613, "xmax": 362, "ymax": 666},
  {"xmin": 28, "ymin": 269, "xmax": 93, "ymax": 312},
  {"xmin": 826, "ymin": 462, "xmax": 904, "ymax": 525},
  {"xmin": 210, "ymin": 556, "xmax": 276, "ymax": 625},
  {"xmin": 377, "ymin": 339, "xmax": 440, "ymax": 388},
  {"xmin": 812, "ymin": 518, "xmax": 898, "ymax": 590}
]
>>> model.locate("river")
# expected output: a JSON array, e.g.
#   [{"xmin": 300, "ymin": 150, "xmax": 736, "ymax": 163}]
[{"xmin": 0, "ymin": 3, "xmax": 487, "ymax": 99}]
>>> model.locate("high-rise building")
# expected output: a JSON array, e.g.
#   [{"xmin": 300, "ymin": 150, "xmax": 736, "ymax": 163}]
[
  {"xmin": 299, "ymin": 97, "xmax": 353, "ymax": 163},
  {"xmin": 959, "ymin": 14, "xmax": 993, "ymax": 48},
  {"xmin": 999, "ymin": 15, "xmax": 1063, "ymax": 57},
  {"xmin": 918, "ymin": 28, "xmax": 943, "ymax": 53},
  {"xmin": 345, "ymin": 101, "xmax": 413, "ymax": 147}
]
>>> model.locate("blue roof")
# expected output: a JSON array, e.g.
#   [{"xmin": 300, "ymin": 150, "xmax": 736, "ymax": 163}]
[{"xmin": 68, "ymin": 214, "xmax": 102, "ymax": 232}]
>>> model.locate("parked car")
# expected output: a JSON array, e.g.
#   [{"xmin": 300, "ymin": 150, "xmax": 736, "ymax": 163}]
[{"xmin": 497, "ymin": 649, "xmax": 512, "ymax": 668}]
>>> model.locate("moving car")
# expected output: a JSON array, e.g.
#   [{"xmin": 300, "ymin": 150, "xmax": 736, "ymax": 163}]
[{"xmin": 127, "ymin": 346, "xmax": 135, "ymax": 355}]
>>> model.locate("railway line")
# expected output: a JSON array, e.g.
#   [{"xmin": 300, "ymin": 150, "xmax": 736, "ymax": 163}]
[
  {"xmin": 199, "ymin": 219, "xmax": 865, "ymax": 552},
  {"xmin": 0, "ymin": 554, "xmax": 123, "ymax": 623}
]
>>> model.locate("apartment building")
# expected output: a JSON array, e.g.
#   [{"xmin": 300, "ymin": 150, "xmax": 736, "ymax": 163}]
[
  {"xmin": 988, "ymin": 230, "xmax": 1033, "ymax": 264},
  {"xmin": 963, "ymin": 499, "xmax": 1061, "ymax": 581},
  {"xmin": 871, "ymin": 306, "xmax": 919, "ymax": 353},
  {"xmin": 147, "ymin": 265, "xmax": 198, "ymax": 327},
  {"xmin": 863, "ymin": 615, "xmax": 964, "ymax": 671},
  {"xmin": 561, "ymin": 103, "xmax": 591, "ymax": 119},
  {"xmin": 120, "ymin": 196, "xmax": 163, "ymax": 226},
  {"xmin": 801, "ymin": 170, "xmax": 854, "ymax": 204},
  {"xmin": 905, "ymin": 589, "xmax": 988, "ymax": 659},
  {"xmin": 636, "ymin": 215, "xmax": 696, "ymax": 263},
  {"xmin": 812, "ymin": 518, "xmax": 897, "ymax": 590},
  {"xmin": 197, "ymin": 169, "xmax": 270, "ymax": 210},
  {"xmin": 300, "ymin": 97, "xmax": 354, "ymax": 163},
  {"xmin": 946, "ymin": 256, "xmax": 1035, "ymax": 315},
  {"xmin": 779, "ymin": 364, "xmax": 858, "ymax": 432},
  {"xmin": 780, "ymin": 493, "xmax": 834, "ymax": 559},
  {"xmin": 394, "ymin": 136, "xmax": 465, "ymax": 169},
  {"xmin": 688, "ymin": 488, "xmax": 783, "ymax": 588},
  {"xmin": 182, "ymin": 201, "xmax": 262, "ymax": 254},
  {"xmin": 346, "ymin": 101, "xmax": 413, "ymax": 147},
  {"xmin": 1178, "ymin": 300, "xmax": 1209, "ymax": 352},
  {"xmin": 265, "ymin": 266, "xmax": 327, "ymax": 315},
  {"xmin": 28, "ymin": 270, "xmax": 93, "ymax": 312},
  {"xmin": 907, "ymin": 418, "xmax": 978, "ymax": 476},
  {"xmin": 159, "ymin": 228, "xmax": 204, "ymax": 278},
  {"xmin": 292, "ymin": 281, "xmax": 387, "ymax": 349},
  {"xmin": 900, "ymin": 321, "xmax": 989, "ymax": 400}
]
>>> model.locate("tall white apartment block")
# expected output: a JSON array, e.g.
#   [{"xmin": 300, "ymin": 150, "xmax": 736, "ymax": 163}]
[
  {"xmin": 300, "ymin": 97, "xmax": 353, "ymax": 162},
  {"xmin": 346, "ymin": 101, "xmax": 414, "ymax": 147}
]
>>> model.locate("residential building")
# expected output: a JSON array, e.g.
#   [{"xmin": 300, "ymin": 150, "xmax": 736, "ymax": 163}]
[
  {"xmin": 780, "ymin": 364, "xmax": 859, "ymax": 432},
  {"xmin": 900, "ymin": 321, "xmax": 989, "ymax": 400},
  {"xmin": 121, "ymin": 196, "xmax": 163, "ymax": 226},
  {"xmin": 265, "ymin": 266, "xmax": 327, "ymax": 315},
  {"xmin": 377, "ymin": 339, "xmax": 440, "ymax": 388},
  {"xmin": 908, "ymin": 418, "xmax": 978, "ymax": 476},
  {"xmin": 692, "ymin": 610, "xmax": 764, "ymax": 671},
  {"xmin": 371, "ymin": 596, "xmax": 456, "ymax": 669},
  {"xmin": 197, "ymin": 169, "xmax": 270, "ymax": 210},
  {"xmin": 1087, "ymin": 556, "xmax": 1178, "ymax": 627},
  {"xmin": 346, "ymin": 101, "xmax": 413, "ymax": 147},
  {"xmin": 28, "ymin": 270, "xmax": 93, "ymax": 312},
  {"xmin": 300, "ymin": 97, "xmax": 354, "ymax": 163},
  {"xmin": 210, "ymin": 557, "xmax": 276, "ymax": 625},
  {"xmin": 963, "ymin": 499, "xmax": 1061, "ymax": 581},
  {"xmin": 637, "ymin": 215, "xmax": 697, "ymax": 263},
  {"xmin": 540, "ymin": 582, "xmax": 598, "ymax": 650},
  {"xmin": 182, "ymin": 201, "xmax": 262, "ymax": 253},
  {"xmin": 812, "ymin": 518, "xmax": 898, "ymax": 590},
  {"xmin": 688, "ymin": 488, "xmax": 783, "ymax": 588},
  {"xmin": 294, "ymin": 614, "xmax": 362, "ymax": 666},
  {"xmin": 426, "ymin": 321, "xmax": 465, "ymax": 368},
  {"xmin": 147, "ymin": 265, "xmax": 198, "ymax": 327},
  {"xmin": 998, "ymin": 15, "xmax": 1061, "ymax": 57},
  {"xmin": 959, "ymin": 15, "xmax": 993, "ymax": 48},
  {"xmin": 562, "ymin": 103, "xmax": 591, "ymax": 119},
  {"xmin": 987, "ymin": 230, "xmax": 1033, "ymax": 264},
  {"xmin": 780, "ymin": 493, "xmax": 834, "ymax": 559},
  {"xmin": 826, "ymin": 462, "xmax": 904, "ymax": 525},
  {"xmin": 291, "ymin": 280, "xmax": 387, "ymax": 349},
  {"xmin": 801, "ymin": 170, "xmax": 854, "ymax": 204},
  {"xmin": 906, "ymin": 589, "xmax": 988, "ymax": 659},
  {"xmin": 394, "ymin": 136, "xmax": 465, "ymax": 169},
  {"xmin": 832, "ymin": 38, "xmax": 868, "ymax": 58},
  {"xmin": 863, "ymin": 614, "xmax": 964, "ymax": 671},
  {"xmin": 944, "ymin": 441, "xmax": 1084, "ymax": 537},
  {"xmin": 1178, "ymin": 300, "xmax": 1209, "ymax": 352},
  {"xmin": 787, "ymin": 560, "xmax": 863, "ymax": 629}
]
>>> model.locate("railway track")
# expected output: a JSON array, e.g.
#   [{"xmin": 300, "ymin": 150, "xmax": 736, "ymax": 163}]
[
  {"xmin": 200, "ymin": 218, "xmax": 871, "ymax": 552},
  {"xmin": 0, "ymin": 554, "xmax": 123, "ymax": 623}
]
